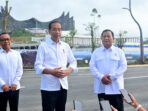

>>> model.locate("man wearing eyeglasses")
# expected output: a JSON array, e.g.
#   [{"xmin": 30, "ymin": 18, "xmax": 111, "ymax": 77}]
[
  {"xmin": 34, "ymin": 21, "xmax": 78, "ymax": 111},
  {"xmin": 0, "ymin": 32, "xmax": 23, "ymax": 111}
]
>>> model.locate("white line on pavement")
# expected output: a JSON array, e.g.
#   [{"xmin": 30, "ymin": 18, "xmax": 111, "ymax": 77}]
[
  {"xmin": 125, "ymin": 76, "xmax": 148, "ymax": 80},
  {"xmin": 20, "ymin": 86, "xmax": 25, "ymax": 89}
]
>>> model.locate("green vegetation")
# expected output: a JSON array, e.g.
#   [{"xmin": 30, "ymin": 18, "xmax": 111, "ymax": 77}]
[
  {"xmin": 69, "ymin": 27, "xmax": 77, "ymax": 48},
  {"xmin": 85, "ymin": 8, "xmax": 101, "ymax": 52},
  {"xmin": 115, "ymin": 30, "xmax": 128, "ymax": 49},
  {"xmin": 63, "ymin": 27, "xmax": 77, "ymax": 47},
  {"xmin": 143, "ymin": 40, "xmax": 148, "ymax": 44},
  {"xmin": 10, "ymin": 29, "xmax": 45, "ymax": 44},
  {"xmin": 77, "ymin": 60, "xmax": 89, "ymax": 67},
  {"xmin": 10, "ymin": 29, "xmax": 34, "ymax": 37}
]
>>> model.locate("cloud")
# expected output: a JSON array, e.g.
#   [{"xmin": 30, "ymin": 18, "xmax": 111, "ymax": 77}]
[{"xmin": 0, "ymin": 0, "xmax": 148, "ymax": 37}]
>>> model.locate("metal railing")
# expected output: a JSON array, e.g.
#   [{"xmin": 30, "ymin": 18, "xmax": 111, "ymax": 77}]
[{"xmin": 11, "ymin": 37, "xmax": 141, "ymax": 50}]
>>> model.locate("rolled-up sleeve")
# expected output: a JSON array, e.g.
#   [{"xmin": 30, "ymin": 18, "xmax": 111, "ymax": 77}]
[{"xmin": 34, "ymin": 45, "xmax": 46, "ymax": 75}]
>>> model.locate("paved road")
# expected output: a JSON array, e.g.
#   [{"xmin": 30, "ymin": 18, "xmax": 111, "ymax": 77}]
[{"xmin": 18, "ymin": 66, "xmax": 148, "ymax": 111}]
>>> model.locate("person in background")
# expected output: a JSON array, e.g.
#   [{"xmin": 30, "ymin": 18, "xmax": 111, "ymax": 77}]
[
  {"xmin": 90, "ymin": 29, "xmax": 127, "ymax": 111},
  {"xmin": 72, "ymin": 93, "xmax": 147, "ymax": 111},
  {"xmin": 0, "ymin": 32, "xmax": 23, "ymax": 111},
  {"xmin": 111, "ymin": 93, "xmax": 147, "ymax": 111},
  {"xmin": 124, "ymin": 93, "xmax": 147, "ymax": 111},
  {"xmin": 34, "ymin": 21, "xmax": 78, "ymax": 111}
]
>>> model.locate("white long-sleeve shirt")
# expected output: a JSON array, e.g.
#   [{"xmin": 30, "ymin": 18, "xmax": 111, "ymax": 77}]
[
  {"xmin": 34, "ymin": 38, "xmax": 78, "ymax": 91},
  {"xmin": 0, "ymin": 49, "xmax": 23, "ymax": 92},
  {"xmin": 89, "ymin": 46, "xmax": 127, "ymax": 94}
]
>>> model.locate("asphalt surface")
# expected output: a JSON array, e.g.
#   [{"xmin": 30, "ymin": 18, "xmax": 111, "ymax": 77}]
[{"xmin": 16, "ymin": 66, "xmax": 148, "ymax": 111}]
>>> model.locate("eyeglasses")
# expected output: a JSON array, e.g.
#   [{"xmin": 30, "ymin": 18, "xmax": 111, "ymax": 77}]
[{"xmin": 0, "ymin": 38, "xmax": 10, "ymax": 42}]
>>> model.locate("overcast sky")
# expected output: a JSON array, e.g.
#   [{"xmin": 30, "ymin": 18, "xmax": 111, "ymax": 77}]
[{"xmin": 0, "ymin": 0, "xmax": 148, "ymax": 37}]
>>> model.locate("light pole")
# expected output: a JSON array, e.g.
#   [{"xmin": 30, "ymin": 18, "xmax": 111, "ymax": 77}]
[{"xmin": 123, "ymin": 0, "xmax": 144, "ymax": 64}]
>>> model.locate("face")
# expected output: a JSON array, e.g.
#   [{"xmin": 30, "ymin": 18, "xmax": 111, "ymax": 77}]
[
  {"xmin": 48, "ymin": 22, "xmax": 62, "ymax": 43},
  {"xmin": 0, "ymin": 34, "xmax": 11, "ymax": 52},
  {"xmin": 101, "ymin": 31, "xmax": 114, "ymax": 49}
]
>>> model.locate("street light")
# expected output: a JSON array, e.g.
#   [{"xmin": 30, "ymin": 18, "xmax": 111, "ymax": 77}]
[{"xmin": 122, "ymin": 0, "xmax": 144, "ymax": 64}]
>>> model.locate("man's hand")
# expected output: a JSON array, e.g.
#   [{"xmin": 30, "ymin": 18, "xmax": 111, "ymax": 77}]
[
  {"xmin": 51, "ymin": 67, "xmax": 65, "ymax": 78},
  {"xmin": 101, "ymin": 75, "xmax": 112, "ymax": 85},
  {"xmin": 43, "ymin": 67, "xmax": 73, "ymax": 78},
  {"xmin": 1, "ymin": 84, "xmax": 10, "ymax": 92},
  {"xmin": 58, "ymin": 68, "xmax": 73, "ymax": 78},
  {"xmin": 124, "ymin": 93, "xmax": 147, "ymax": 111},
  {"xmin": 10, "ymin": 84, "xmax": 17, "ymax": 91},
  {"xmin": 51, "ymin": 67, "xmax": 62, "ymax": 77},
  {"xmin": 52, "ymin": 67, "xmax": 73, "ymax": 78},
  {"xmin": 123, "ymin": 93, "xmax": 139, "ymax": 108}
]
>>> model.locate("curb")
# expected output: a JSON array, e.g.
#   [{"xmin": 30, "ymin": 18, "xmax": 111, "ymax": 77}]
[
  {"xmin": 23, "ymin": 65, "xmax": 148, "ymax": 71},
  {"xmin": 78, "ymin": 65, "xmax": 148, "ymax": 70}
]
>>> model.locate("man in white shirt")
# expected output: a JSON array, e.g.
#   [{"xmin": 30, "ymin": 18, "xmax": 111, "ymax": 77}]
[
  {"xmin": 89, "ymin": 29, "xmax": 127, "ymax": 111},
  {"xmin": 0, "ymin": 32, "xmax": 23, "ymax": 111},
  {"xmin": 34, "ymin": 21, "xmax": 78, "ymax": 111}
]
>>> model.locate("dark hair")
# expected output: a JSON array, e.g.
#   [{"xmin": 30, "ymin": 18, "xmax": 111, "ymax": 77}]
[
  {"xmin": 101, "ymin": 29, "xmax": 114, "ymax": 37},
  {"xmin": 0, "ymin": 32, "xmax": 9, "ymax": 38},
  {"xmin": 48, "ymin": 21, "xmax": 61, "ymax": 30}
]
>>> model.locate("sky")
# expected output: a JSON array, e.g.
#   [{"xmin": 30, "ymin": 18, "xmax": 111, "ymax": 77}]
[{"xmin": 0, "ymin": 0, "xmax": 148, "ymax": 37}]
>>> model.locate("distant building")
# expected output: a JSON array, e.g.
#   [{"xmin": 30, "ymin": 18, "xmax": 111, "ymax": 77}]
[
  {"xmin": 0, "ymin": 5, "xmax": 75, "ymax": 33},
  {"xmin": 31, "ymin": 31, "xmax": 70, "ymax": 43},
  {"xmin": 25, "ymin": 28, "xmax": 47, "ymax": 34}
]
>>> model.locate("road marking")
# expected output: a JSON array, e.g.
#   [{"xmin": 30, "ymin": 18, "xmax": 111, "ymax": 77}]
[
  {"xmin": 78, "ymin": 65, "xmax": 148, "ymax": 70},
  {"xmin": 125, "ymin": 76, "xmax": 148, "ymax": 80},
  {"xmin": 20, "ymin": 86, "xmax": 25, "ymax": 89}
]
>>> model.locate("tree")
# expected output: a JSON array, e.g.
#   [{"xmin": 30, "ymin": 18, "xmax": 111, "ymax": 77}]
[
  {"xmin": 85, "ymin": 8, "xmax": 101, "ymax": 52},
  {"xmin": 3, "ymin": 0, "xmax": 12, "ymax": 32},
  {"xmin": 115, "ymin": 30, "xmax": 128, "ymax": 49},
  {"xmin": 63, "ymin": 27, "xmax": 77, "ymax": 48},
  {"xmin": 69, "ymin": 27, "xmax": 77, "ymax": 48},
  {"xmin": 85, "ymin": 23, "xmax": 99, "ymax": 52},
  {"xmin": 91, "ymin": 8, "xmax": 101, "ymax": 25}
]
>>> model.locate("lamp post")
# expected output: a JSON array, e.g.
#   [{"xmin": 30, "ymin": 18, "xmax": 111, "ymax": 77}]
[{"xmin": 123, "ymin": 0, "xmax": 144, "ymax": 64}]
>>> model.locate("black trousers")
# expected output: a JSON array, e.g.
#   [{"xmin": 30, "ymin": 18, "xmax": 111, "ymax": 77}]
[
  {"xmin": 98, "ymin": 93, "xmax": 124, "ymax": 111},
  {"xmin": 0, "ymin": 90, "xmax": 20, "ymax": 111},
  {"xmin": 41, "ymin": 87, "xmax": 67, "ymax": 111}
]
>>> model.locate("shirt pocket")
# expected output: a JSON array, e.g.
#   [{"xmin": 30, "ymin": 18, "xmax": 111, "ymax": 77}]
[
  {"xmin": 61, "ymin": 48, "xmax": 67, "ymax": 59},
  {"xmin": 110, "ymin": 55, "xmax": 120, "ymax": 68},
  {"xmin": 95, "ymin": 56, "xmax": 104, "ymax": 67}
]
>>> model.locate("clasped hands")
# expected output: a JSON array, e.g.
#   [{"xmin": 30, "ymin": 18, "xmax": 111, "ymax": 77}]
[
  {"xmin": 101, "ymin": 74, "xmax": 112, "ymax": 85},
  {"xmin": 1, "ymin": 84, "xmax": 17, "ymax": 92},
  {"xmin": 52, "ymin": 67, "xmax": 72, "ymax": 78}
]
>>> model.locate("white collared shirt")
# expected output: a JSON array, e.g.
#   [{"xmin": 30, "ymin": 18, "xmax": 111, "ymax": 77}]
[
  {"xmin": 0, "ymin": 49, "xmax": 23, "ymax": 92},
  {"xmin": 89, "ymin": 46, "xmax": 127, "ymax": 94},
  {"xmin": 34, "ymin": 38, "xmax": 78, "ymax": 91}
]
